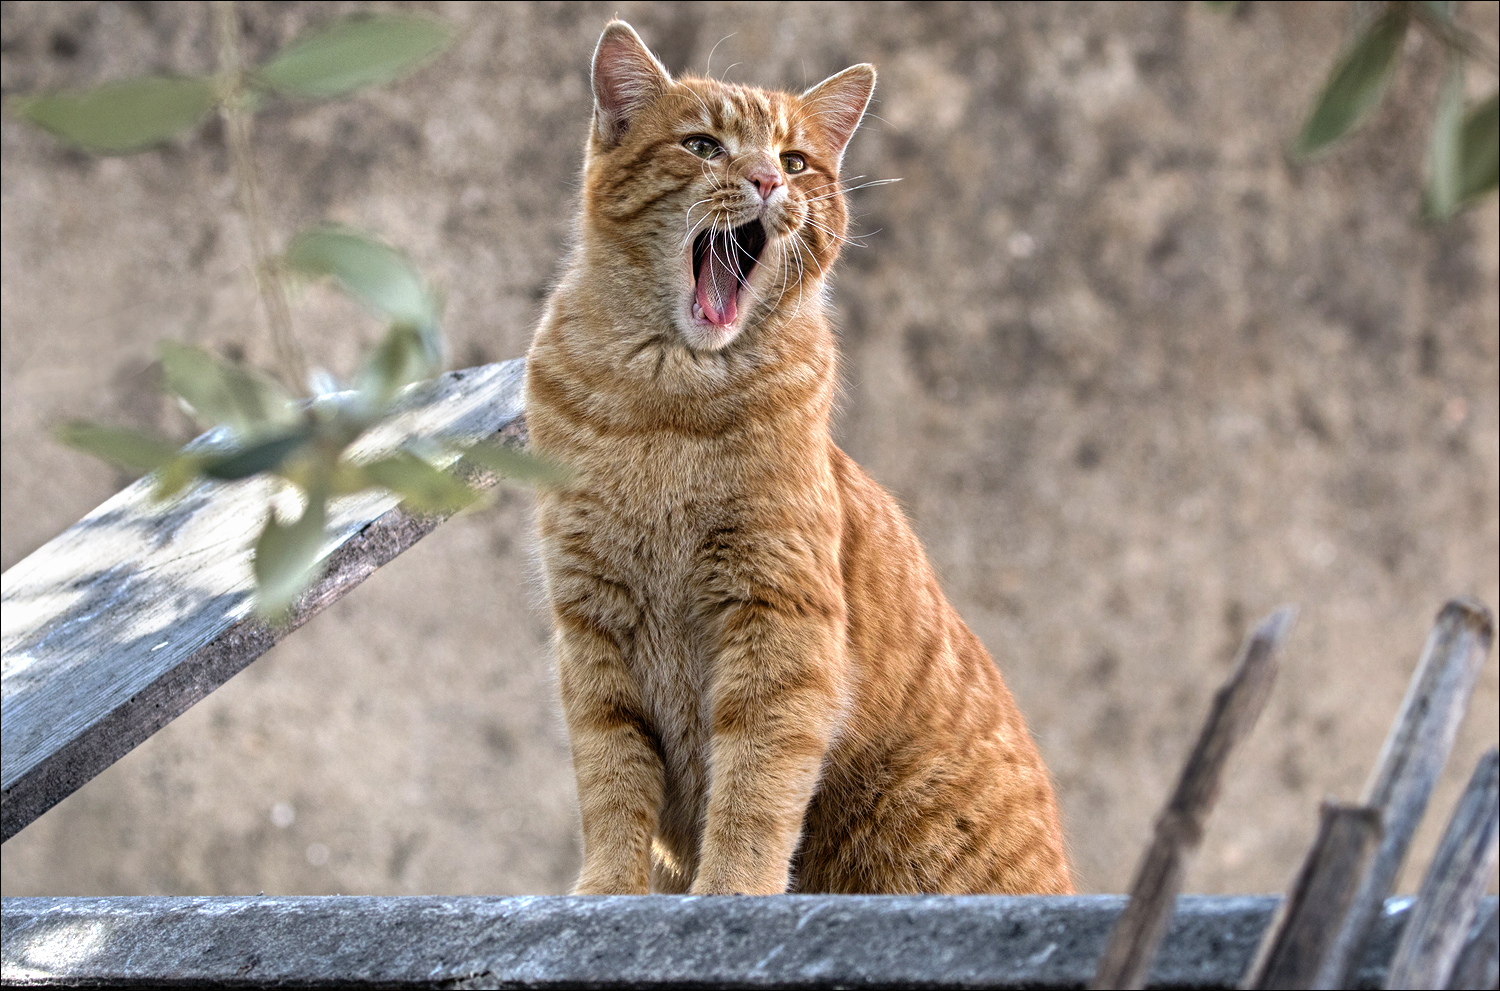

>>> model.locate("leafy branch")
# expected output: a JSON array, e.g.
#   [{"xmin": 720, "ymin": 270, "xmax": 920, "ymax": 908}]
[
  {"xmin": 10, "ymin": 6, "xmax": 567, "ymax": 618},
  {"xmin": 1275, "ymin": 1, "xmax": 1498, "ymax": 220}
]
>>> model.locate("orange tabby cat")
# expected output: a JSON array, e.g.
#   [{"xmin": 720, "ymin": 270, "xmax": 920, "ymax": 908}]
[{"xmin": 525, "ymin": 20, "xmax": 1071, "ymax": 895}]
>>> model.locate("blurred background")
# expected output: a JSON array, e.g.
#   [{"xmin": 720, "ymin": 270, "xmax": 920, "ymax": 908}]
[{"xmin": 2, "ymin": 1, "xmax": 1496, "ymax": 898}]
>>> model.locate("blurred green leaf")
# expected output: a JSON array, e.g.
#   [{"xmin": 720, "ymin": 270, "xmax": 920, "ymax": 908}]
[
  {"xmin": 1418, "ymin": 1, "xmax": 1454, "ymax": 20},
  {"xmin": 201, "ymin": 430, "xmax": 311, "ymax": 481},
  {"xmin": 327, "ymin": 460, "xmax": 376, "ymax": 496},
  {"xmin": 12, "ymin": 76, "xmax": 215, "ymax": 154},
  {"xmin": 283, "ymin": 227, "xmax": 440, "ymax": 335},
  {"xmin": 1294, "ymin": 10, "xmax": 1408, "ymax": 159},
  {"xmin": 257, "ymin": 14, "xmax": 451, "ymax": 99},
  {"xmin": 357, "ymin": 324, "xmax": 438, "ymax": 408},
  {"xmin": 1459, "ymin": 90, "xmax": 1499, "ymax": 204},
  {"xmin": 159, "ymin": 341, "xmax": 298, "ymax": 437},
  {"xmin": 254, "ymin": 488, "xmax": 329, "ymax": 618},
  {"xmin": 361, "ymin": 450, "xmax": 479, "ymax": 514},
  {"xmin": 1425, "ymin": 59, "xmax": 1466, "ymax": 220},
  {"xmin": 153, "ymin": 454, "xmax": 205, "ymax": 500},
  {"xmin": 57, "ymin": 421, "xmax": 181, "ymax": 472},
  {"xmin": 460, "ymin": 440, "xmax": 575, "ymax": 488},
  {"xmin": 58, "ymin": 421, "xmax": 213, "ymax": 500}
]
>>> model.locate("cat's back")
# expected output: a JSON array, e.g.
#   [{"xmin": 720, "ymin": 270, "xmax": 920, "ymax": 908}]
[{"xmin": 790, "ymin": 447, "xmax": 1073, "ymax": 895}]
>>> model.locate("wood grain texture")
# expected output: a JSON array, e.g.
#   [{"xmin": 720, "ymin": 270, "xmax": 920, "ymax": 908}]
[
  {"xmin": 5, "ymin": 894, "xmax": 1477, "ymax": 989},
  {"xmin": 1091, "ymin": 607, "xmax": 1294, "ymax": 990},
  {"xmin": 1386, "ymin": 748, "xmax": 1500, "ymax": 990},
  {"xmin": 1, "ymin": 360, "xmax": 526, "ymax": 842},
  {"xmin": 1316, "ymin": 598, "xmax": 1495, "ymax": 989},
  {"xmin": 1446, "ymin": 900, "xmax": 1499, "ymax": 991},
  {"xmin": 1244, "ymin": 801, "xmax": 1385, "ymax": 989}
]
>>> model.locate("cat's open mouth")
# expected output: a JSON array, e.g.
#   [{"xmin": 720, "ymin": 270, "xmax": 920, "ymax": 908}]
[{"xmin": 691, "ymin": 220, "xmax": 768, "ymax": 328}]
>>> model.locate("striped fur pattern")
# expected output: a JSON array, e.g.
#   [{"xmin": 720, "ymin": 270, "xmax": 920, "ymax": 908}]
[{"xmin": 525, "ymin": 20, "xmax": 1071, "ymax": 895}]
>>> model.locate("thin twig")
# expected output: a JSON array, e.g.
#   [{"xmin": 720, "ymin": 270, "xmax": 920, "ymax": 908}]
[
  {"xmin": 1409, "ymin": 2, "xmax": 1500, "ymax": 74},
  {"xmin": 1386, "ymin": 748, "xmax": 1500, "ymax": 990},
  {"xmin": 212, "ymin": 0, "xmax": 305, "ymax": 390},
  {"xmin": 1091, "ymin": 607, "xmax": 1296, "ymax": 990}
]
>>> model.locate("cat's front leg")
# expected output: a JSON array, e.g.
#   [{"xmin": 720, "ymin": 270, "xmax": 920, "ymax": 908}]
[
  {"xmin": 554, "ymin": 609, "xmax": 664, "ymax": 895},
  {"xmin": 691, "ymin": 601, "xmax": 846, "ymax": 895}
]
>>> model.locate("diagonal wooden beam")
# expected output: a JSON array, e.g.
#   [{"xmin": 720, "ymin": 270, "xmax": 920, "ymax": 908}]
[{"xmin": 1, "ymin": 360, "xmax": 527, "ymax": 842}]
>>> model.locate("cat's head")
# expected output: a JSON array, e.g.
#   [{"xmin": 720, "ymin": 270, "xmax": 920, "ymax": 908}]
[{"xmin": 582, "ymin": 20, "xmax": 874, "ymax": 353}]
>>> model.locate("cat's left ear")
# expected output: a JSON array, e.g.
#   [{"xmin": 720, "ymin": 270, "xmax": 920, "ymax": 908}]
[
  {"xmin": 799, "ymin": 64, "xmax": 876, "ymax": 169},
  {"xmin": 591, "ymin": 20, "xmax": 673, "ymax": 147}
]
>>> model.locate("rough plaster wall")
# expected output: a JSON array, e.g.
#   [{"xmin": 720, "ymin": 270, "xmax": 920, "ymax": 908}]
[{"xmin": 2, "ymin": 1, "xmax": 1496, "ymax": 897}]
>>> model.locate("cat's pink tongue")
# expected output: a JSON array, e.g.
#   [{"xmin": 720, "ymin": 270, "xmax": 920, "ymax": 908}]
[{"xmin": 696, "ymin": 247, "xmax": 739, "ymax": 326}]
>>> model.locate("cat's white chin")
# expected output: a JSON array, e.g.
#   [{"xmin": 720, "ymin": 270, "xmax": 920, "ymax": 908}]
[{"xmin": 681, "ymin": 301, "xmax": 745, "ymax": 351}]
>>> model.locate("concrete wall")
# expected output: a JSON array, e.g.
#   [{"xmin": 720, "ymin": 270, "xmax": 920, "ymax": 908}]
[{"xmin": 2, "ymin": 1, "xmax": 1496, "ymax": 897}]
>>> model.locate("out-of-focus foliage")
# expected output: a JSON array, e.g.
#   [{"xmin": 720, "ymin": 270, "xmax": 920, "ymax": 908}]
[
  {"xmin": 12, "ymin": 7, "xmax": 567, "ymax": 618},
  {"xmin": 257, "ymin": 14, "xmax": 453, "ymax": 99},
  {"xmin": 10, "ymin": 13, "xmax": 450, "ymax": 154},
  {"xmin": 284, "ymin": 227, "xmax": 442, "ymax": 333},
  {"xmin": 1216, "ymin": 1, "xmax": 1499, "ymax": 220},
  {"xmin": 1293, "ymin": 8, "xmax": 1410, "ymax": 158},
  {"xmin": 61, "ymin": 229, "xmax": 567, "ymax": 617},
  {"xmin": 1426, "ymin": 59, "xmax": 1469, "ymax": 218},
  {"xmin": 13, "ymin": 76, "xmax": 217, "ymax": 153},
  {"xmin": 1457, "ymin": 91, "xmax": 1499, "ymax": 202}
]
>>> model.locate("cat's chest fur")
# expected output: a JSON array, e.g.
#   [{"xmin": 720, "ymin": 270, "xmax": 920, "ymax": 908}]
[
  {"xmin": 551, "ymin": 429, "xmax": 739, "ymax": 663},
  {"xmin": 529, "ymin": 330, "xmax": 845, "ymax": 831},
  {"xmin": 533, "ymin": 397, "xmax": 826, "ymax": 694},
  {"xmin": 531, "ymin": 409, "xmax": 795, "ymax": 850}
]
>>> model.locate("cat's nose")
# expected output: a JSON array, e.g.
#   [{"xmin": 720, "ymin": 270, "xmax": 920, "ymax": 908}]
[{"xmin": 746, "ymin": 166, "xmax": 784, "ymax": 202}]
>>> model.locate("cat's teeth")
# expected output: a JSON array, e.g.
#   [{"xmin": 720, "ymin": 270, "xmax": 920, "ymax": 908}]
[{"xmin": 693, "ymin": 301, "xmax": 706, "ymax": 321}]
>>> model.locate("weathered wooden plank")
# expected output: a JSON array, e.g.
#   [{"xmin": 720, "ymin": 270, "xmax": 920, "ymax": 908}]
[
  {"xmin": 5, "ymin": 894, "xmax": 1475, "ymax": 990},
  {"xmin": 1386, "ymin": 748, "xmax": 1500, "ymax": 990},
  {"xmin": 1091, "ymin": 607, "xmax": 1294, "ymax": 990},
  {"xmin": 1315, "ymin": 598, "xmax": 1495, "ymax": 989},
  {"xmin": 0, "ymin": 360, "xmax": 527, "ymax": 842},
  {"xmin": 1244, "ymin": 801, "xmax": 1385, "ymax": 989},
  {"xmin": 1446, "ymin": 900, "xmax": 1499, "ymax": 991}
]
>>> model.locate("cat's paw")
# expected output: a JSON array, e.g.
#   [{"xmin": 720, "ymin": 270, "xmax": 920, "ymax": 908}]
[
  {"xmin": 573, "ymin": 866, "xmax": 650, "ymax": 895},
  {"xmin": 688, "ymin": 866, "xmax": 787, "ymax": 896}
]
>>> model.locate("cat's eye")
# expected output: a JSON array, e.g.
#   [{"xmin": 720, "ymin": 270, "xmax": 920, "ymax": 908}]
[
  {"xmin": 683, "ymin": 136, "xmax": 722, "ymax": 160},
  {"xmin": 781, "ymin": 153, "xmax": 807, "ymax": 174}
]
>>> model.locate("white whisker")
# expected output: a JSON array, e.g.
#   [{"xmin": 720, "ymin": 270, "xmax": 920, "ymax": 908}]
[
  {"xmin": 802, "ymin": 177, "xmax": 903, "ymax": 204},
  {"xmin": 800, "ymin": 216, "xmax": 863, "ymax": 250},
  {"xmin": 704, "ymin": 33, "xmax": 736, "ymax": 79}
]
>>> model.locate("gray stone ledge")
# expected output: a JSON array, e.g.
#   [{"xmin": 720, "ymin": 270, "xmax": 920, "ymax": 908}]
[{"xmin": 6, "ymin": 893, "xmax": 1485, "ymax": 989}]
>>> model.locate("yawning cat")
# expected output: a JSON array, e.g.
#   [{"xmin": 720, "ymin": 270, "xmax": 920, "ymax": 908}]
[{"xmin": 525, "ymin": 20, "xmax": 1071, "ymax": 895}]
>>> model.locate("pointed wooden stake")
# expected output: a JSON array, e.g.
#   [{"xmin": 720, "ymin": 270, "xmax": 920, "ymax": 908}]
[{"xmin": 1091, "ymin": 607, "xmax": 1295, "ymax": 990}]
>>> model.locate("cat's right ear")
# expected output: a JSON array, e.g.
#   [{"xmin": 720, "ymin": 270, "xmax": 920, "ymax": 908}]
[
  {"xmin": 799, "ymin": 64, "xmax": 876, "ymax": 170},
  {"xmin": 591, "ymin": 20, "xmax": 672, "ymax": 148}
]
